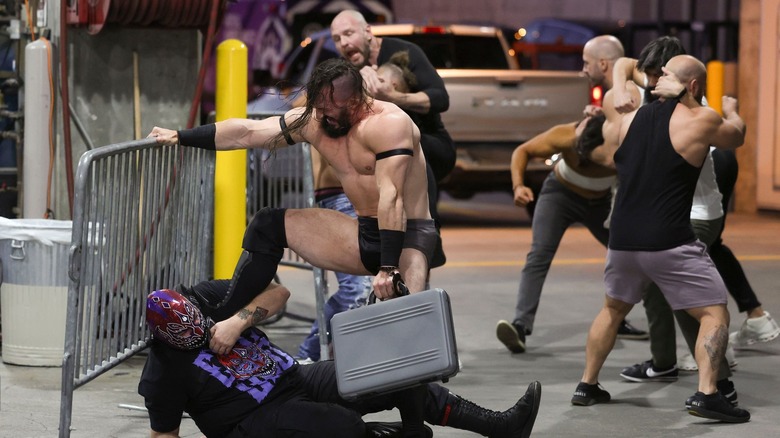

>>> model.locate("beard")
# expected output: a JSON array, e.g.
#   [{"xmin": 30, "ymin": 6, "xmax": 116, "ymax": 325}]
[
  {"xmin": 345, "ymin": 41, "xmax": 372, "ymax": 68},
  {"xmin": 355, "ymin": 40, "xmax": 372, "ymax": 68},
  {"xmin": 320, "ymin": 114, "xmax": 352, "ymax": 138}
]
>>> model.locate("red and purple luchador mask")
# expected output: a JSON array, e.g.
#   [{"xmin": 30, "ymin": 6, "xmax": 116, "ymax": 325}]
[{"xmin": 146, "ymin": 289, "xmax": 211, "ymax": 350}]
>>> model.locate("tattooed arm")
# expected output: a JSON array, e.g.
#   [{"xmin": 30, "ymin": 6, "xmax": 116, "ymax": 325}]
[{"xmin": 208, "ymin": 282, "xmax": 291, "ymax": 355}]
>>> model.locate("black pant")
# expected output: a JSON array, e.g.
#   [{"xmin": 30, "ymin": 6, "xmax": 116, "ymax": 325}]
[
  {"xmin": 229, "ymin": 361, "xmax": 451, "ymax": 438},
  {"xmin": 421, "ymin": 132, "xmax": 455, "ymax": 226},
  {"xmin": 709, "ymin": 149, "xmax": 761, "ymax": 313},
  {"xmin": 421, "ymin": 132, "xmax": 455, "ymax": 268},
  {"xmin": 420, "ymin": 132, "xmax": 456, "ymax": 184}
]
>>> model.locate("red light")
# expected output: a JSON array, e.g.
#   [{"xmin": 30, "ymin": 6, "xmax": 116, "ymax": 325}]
[
  {"xmin": 591, "ymin": 86, "xmax": 603, "ymax": 106},
  {"xmin": 421, "ymin": 26, "xmax": 445, "ymax": 34}
]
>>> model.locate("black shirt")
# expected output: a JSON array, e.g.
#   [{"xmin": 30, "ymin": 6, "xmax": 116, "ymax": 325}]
[
  {"xmin": 609, "ymin": 98, "xmax": 702, "ymax": 251},
  {"xmin": 138, "ymin": 327, "xmax": 296, "ymax": 437}
]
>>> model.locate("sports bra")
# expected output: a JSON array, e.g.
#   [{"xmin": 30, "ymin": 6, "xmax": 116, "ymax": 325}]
[{"xmin": 556, "ymin": 158, "xmax": 615, "ymax": 191}]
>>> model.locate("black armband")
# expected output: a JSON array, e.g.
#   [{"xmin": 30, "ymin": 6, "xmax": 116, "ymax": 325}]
[
  {"xmin": 278, "ymin": 116, "xmax": 296, "ymax": 145},
  {"xmin": 376, "ymin": 148, "xmax": 413, "ymax": 161},
  {"xmin": 177, "ymin": 124, "xmax": 216, "ymax": 150},
  {"xmin": 379, "ymin": 229, "xmax": 405, "ymax": 268}
]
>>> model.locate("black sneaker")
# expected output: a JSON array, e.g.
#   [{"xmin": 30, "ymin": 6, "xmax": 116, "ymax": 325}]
[
  {"xmin": 571, "ymin": 382, "xmax": 611, "ymax": 406},
  {"xmin": 617, "ymin": 319, "xmax": 649, "ymax": 340},
  {"xmin": 685, "ymin": 379, "xmax": 738, "ymax": 409},
  {"xmin": 496, "ymin": 320, "xmax": 526, "ymax": 353},
  {"xmin": 687, "ymin": 391, "xmax": 750, "ymax": 423},
  {"xmin": 620, "ymin": 359, "xmax": 678, "ymax": 382}
]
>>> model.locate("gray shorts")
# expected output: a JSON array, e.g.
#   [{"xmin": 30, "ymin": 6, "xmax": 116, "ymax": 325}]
[{"xmin": 604, "ymin": 240, "xmax": 728, "ymax": 310}]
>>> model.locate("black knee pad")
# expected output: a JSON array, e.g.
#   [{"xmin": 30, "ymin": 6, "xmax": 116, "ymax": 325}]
[
  {"xmin": 202, "ymin": 208, "xmax": 288, "ymax": 320},
  {"xmin": 207, "ymin": 250, "xmax": 282, "ymax": 321},
  {"xmin": 182, "ymin": 279, "xmax": 231, "ymax": 310},
  {"xmin": 243, "ymin": 207, "xmax": 288, "ymax": 256}
]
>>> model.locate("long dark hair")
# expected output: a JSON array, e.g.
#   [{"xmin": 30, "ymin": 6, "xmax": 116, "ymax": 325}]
[
  {"xmin": 637, "ymin": 36, "xmax": 687, "ymax": 103},
  {"xmin": 575, "ymin": 113, "xmax": 606, "ymax": 167},
  {"xmin": 637, "ymin": 36, "xmax": 686, "ymax": 73},
  {"xmin": 269, "ymin": 58, "xmax": 371, "ymax": 150}
]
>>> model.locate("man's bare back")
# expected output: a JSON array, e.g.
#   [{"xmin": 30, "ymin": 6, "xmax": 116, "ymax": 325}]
[{"xmin": 616, "ymin": 56, "xmax": 744, "ymax": 161}]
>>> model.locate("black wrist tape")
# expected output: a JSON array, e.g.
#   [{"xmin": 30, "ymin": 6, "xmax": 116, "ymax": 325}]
[
  {"xmin": 675, "ymin": 87, "xmax": 687, "ymax": 100},
  {"xmin": 178, "ymin": 124, "xmax": 216, "ymax": 150},
  {"xmin": 379, "ymin": 229, "xmax": 405, "ymax": 268},
  {"xmin": 278, "ymin": 116, "xmax": 296, "ymax": 145}
]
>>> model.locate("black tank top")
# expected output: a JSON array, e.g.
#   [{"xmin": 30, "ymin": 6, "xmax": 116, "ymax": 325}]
[{"xmin": 609, "ymin": 99, "xmax": 701, "ymax": 251}]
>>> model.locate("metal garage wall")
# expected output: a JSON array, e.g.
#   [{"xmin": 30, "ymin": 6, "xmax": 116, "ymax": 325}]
[{"xmin": 57, "ymin": 27, "xmax": 200, "ymax": 219}]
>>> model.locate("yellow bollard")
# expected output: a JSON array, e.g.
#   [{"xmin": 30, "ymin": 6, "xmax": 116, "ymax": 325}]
[
  {"xmin": 706, "ymin": 60, "xmax": 724, "ymax": 115},
  {"xmin": 214, "ymin": 39, "xmax": 248, "ymax": 278}
]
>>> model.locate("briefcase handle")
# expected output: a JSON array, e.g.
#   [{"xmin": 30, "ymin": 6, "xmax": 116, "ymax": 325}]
[{"xmin": 368, "ymin": 272, "xmax": 410, "ymax": 304}]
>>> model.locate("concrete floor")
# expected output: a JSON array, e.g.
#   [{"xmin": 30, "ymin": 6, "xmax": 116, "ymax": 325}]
[{"xmin": 1, "ymin": 207, "xmax": 779, "ymax": 437}]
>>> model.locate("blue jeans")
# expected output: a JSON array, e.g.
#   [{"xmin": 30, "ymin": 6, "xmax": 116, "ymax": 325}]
[
  {"xmin": 297, "ymin": 192, "xmax": 372, "ymax": 361},
  {"xmin": 513, "ymin": 172, "xmax": 612, "ymax": 333}
]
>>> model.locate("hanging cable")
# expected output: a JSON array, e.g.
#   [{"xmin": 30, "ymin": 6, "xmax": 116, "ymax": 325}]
[
  {"xmin": 61, "ymin": 0, "xmax": 75, "ymax": 216},
  {"xmin": 42, "ymin": 37, "xmax": 55, "ymax": 218},
  {"xmin": 187, "ymin": 0, "xmax": 222, "ymax": 128},
  {"xmin": 24, "ymin": 0, "xmax": 36, "ymax": 40}
]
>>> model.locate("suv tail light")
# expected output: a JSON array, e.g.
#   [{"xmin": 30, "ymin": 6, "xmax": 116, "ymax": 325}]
[
  {"xmin": 590, "ymin": 85, "xmax": 603, "ymax": 106},
  {"xmin": 420, "ymin": 26, "xmax": 446, "ymax": 34}
]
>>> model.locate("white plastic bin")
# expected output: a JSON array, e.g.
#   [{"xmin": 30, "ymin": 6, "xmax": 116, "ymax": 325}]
[{"xmin": 0, "ymin": 218, "xmax": 72, "ymax": 366}]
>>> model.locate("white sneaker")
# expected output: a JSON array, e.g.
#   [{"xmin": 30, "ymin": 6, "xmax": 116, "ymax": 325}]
[
  {"xmin": 726, "ymin": 343, "xmax": 738, "ymax": 369},
  {"xmin": 729, "ymin": 311, "xmax": 780, "ymax": 347},
  {"xmin": 294, "ymin": 357, "xmax": 316, "ymax": 365},
  {"xmin": 677, "ymin": 343, "xmax": 738, "ymax": 372}
]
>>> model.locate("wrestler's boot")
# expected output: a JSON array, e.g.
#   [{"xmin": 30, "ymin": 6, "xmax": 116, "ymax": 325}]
[{"xmin": 441, "ymin": 381, "xmax": 541, "ymax": 438}]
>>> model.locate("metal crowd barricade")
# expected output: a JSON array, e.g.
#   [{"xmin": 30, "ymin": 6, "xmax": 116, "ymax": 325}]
[
  {"xmin": 58, "ymin": 138, "xmax": 215, "ymax": 437},
  {"xmin": 246, "ymin": 110, "xmax": 330, "ymax": 361}
]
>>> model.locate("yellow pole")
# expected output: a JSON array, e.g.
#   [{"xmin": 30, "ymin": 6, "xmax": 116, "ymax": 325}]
[
  {"xmin": 214, "ymin": 39, "xmax": 248, "ymax": 278},
  {"xmin": 706, "ymin": 60, "xmax": 724, "ymax": 115}
]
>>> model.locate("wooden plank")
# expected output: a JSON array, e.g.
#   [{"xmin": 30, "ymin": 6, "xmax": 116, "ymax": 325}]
[{"xmin": 735, "ymin": 0, "xmax": 760, "ymax": 212}]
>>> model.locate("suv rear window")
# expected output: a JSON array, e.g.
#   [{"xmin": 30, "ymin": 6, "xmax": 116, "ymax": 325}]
[{"xmin": 387, "ymin": 34, "xmax": 509, "ymax": 69}]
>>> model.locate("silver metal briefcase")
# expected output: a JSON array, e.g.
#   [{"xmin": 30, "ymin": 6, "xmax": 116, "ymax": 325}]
[{"xmin": 331, "ymin": 288, "xmax": 459, "ymax": 400}]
